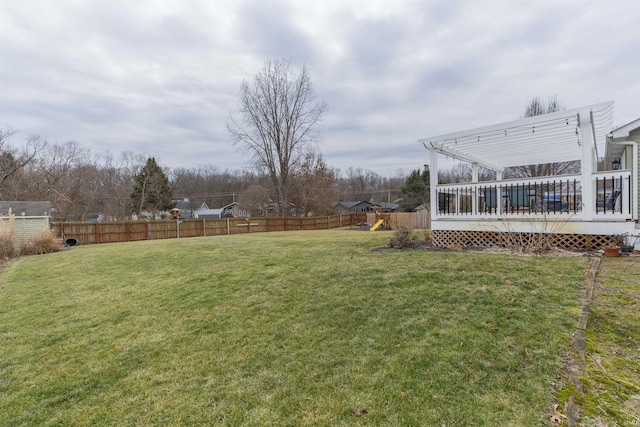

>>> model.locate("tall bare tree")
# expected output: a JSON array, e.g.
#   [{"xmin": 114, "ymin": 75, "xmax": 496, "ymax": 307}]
[{"xmin": 227, "ymin": 59, "xmax": 327, "ymax": 216}]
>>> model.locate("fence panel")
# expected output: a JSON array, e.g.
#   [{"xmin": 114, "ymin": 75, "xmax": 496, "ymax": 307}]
[
  {"xmin": 387, "ymin": 212, "xmax": 431, "ymax": 229},
  {"xmin": 97, "ymin": 222, "xmax": 130, "ymax": 243},
  {"xmin": 51, "ymin": 212, "xmax": 417, "ymax": 245},
  {"xmin": 55, "ymin": 222, "xmax": 99, "ymax": 245}
]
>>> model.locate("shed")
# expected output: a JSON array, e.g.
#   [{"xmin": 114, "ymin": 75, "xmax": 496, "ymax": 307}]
[{"xmin": 0, "ymin": 202, "xmax": 52, "ymax": 253}]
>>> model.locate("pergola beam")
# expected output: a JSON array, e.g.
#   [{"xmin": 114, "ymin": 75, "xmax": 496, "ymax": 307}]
[
  {"xmin": 418, "ymin": 101, "xmax": 614, "ymax": 170},
  {"xmin": 422, "ymin": 141, "xmax": 502, "ymax": 172}
]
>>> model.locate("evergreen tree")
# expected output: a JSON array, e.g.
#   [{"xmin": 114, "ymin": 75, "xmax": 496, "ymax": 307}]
[
  {"xmin": 399, "ymin": 168, "xmax": 430, "ymax": 212},
  {"xmin": 131, "ymin": 157, "xmax": 173, "ymax": 217}
]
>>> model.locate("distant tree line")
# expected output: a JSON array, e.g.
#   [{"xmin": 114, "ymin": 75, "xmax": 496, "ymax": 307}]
[
  {"xmin": 1, "ymin": 128, "xmax": 422, "ymax": 220},
  {"xmin": 2, "ymin": 95, "xmax": 568, "ymax": 220}
]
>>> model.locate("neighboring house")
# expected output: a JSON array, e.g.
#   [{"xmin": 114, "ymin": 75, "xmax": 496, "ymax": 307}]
[
  {"xmin": 332, "ymin": 201, "xmax": 374, "ymax": 213},
  {"xmin": 171, "ymin": 198, "xmax": 209, "ymax": 219},
  {"xmin": 195, "ymin": 202, "xmax": 246, "ymax": 219},
  {"xmin": 371, "ymin": 201, "xmax": 399, "ymax": 212},
  {"xmin": 218, "ymin": 202, "xmax": 249, "ymax": 218},
  {"xmin": 195, "ymin": 208, "xmax": 226, "ymax": 219},
  {"xmin": 258, "ymin": 202, "xmax": 297, "ymax": 217},
  {"xmin": 86, "ymin": 214, "xmax": 104, "ymax": 222},
  {"xmin": 418, "ymin": 101, "xmax": 640, "ymax": 249}
]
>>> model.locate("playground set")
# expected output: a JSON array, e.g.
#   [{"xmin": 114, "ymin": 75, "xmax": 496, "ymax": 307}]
[{"xmin": 355, "ymin": 211, "xmax": 392, "ymax": 231}]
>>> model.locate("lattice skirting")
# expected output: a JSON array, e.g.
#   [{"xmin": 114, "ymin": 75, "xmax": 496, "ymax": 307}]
[{"xmin": 432, "ymin": 230, "xmax": 619, "ymax": 250}]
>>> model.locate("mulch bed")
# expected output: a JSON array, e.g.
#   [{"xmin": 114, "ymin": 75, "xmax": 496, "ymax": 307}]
[{"xmin": 370, "ymin": 239, "xmax": 597, "ymax": 256}]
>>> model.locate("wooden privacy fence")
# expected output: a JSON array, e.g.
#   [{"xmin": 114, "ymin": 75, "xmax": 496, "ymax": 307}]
[
  {"xmin": 51, "ymin": 212, "xmax": 430, "ymax": 246},
  {"xmin": 365, "ymin": 211, "xmax": 431, "ymax": 229}
]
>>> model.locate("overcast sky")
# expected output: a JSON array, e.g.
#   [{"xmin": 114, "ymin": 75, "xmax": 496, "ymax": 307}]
[{"xmin": 1, "ymin": 0, "xmax": 639, "ymax": 178}]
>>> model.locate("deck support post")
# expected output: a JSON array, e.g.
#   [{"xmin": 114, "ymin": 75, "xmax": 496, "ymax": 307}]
[
  {"xmin": 472, "ymin": 163, "xmax": 479, "ymax": 215},
  {"xmin": 580, "ymin": 110, "xmax": 596, "ymax": 221},
  {"xmin": 429, "ymin": 148, "xmax": 439, "ymax": 220}
]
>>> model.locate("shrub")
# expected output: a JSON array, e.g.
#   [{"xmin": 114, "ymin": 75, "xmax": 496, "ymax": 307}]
[
  {"xmin": 19, "ymin": 229, "xmax": 62, "ymax": 256},
  {"xmin": 499, "ymin": 229, "xmax": 565, "ymax": 255},
  {"xmin": 389, "ymin": 226, "xmax": 417, "ymax": 249},
  {"xmin": 0, "ymin": 226, "xmax": 15, "ymax": 259}
]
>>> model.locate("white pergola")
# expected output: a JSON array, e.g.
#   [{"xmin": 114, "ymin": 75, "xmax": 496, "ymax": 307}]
[
  {"xmin": 419, "ymin": 101, "xmax": 614, "ymax": 172},
  {"xmin": 419, "ymin": 101, "xmax": 617, "ymax": 225}
]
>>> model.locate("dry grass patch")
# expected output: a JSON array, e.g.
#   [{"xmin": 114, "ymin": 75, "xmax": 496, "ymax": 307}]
[
  {"xmin": 19, "ymin": 229, "xmax": 62, "ymax": 256},
  {"xmin": 0, "ymin": 226, "xmax": 15, "ymax": 259}
]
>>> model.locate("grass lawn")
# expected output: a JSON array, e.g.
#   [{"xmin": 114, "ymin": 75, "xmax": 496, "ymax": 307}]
[
  {"xmin": 577, "ymin": 256, "xmax": 640, "ymax": 425},
  {"xmin": 0, "ymin": 230, "xmax": 589, "ymax": 426}
]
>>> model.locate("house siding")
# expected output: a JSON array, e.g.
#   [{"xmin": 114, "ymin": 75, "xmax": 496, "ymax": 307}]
[{"xmin": 631, "ymin": 128, "xmax": 640, "ymax": 221}]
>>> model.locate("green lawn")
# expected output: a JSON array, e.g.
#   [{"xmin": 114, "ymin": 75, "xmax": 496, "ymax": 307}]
[
  {"xmin": 578, "ymin": 256, "xmax": 640, "ymax": 425},
  {"xmin": 0, "ymin": 230, "xmax": 589, "ymax": 426}
]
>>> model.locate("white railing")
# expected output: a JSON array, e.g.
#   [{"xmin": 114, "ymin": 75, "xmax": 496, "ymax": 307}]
[{"xmin": 434, "ymin": 171, "xmax": 633, "ymax": 220}]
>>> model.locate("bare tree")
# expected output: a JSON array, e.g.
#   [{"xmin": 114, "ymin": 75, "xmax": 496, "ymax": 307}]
[
  {"xmin": 227, "ymin": 59, "xmax": 327, "ymax": 216},
  {"xmin": 99, "ymin": 151, "xmax": 145, "ymax": 220},
  {"xmin": 289, "ymin": 149, "xmax": 336, "ymax": 216},
  {"xmin": 24, "ymin": 141, "xmax": 87, "ymax": 201},
  {"xmin": 508, "ymin": 96, "xmax": 579, "ymax": 177},
  {"xmin": 522, "ymin": 96, "xmax": 559, "ymax": 118},
  {"xmin": 0, "ymin": 131, "xmax": 46, "ymax": 200},
  {"xmin": 239, "ymin": 183, "xmax": 271, "ymax": 217},
  {"xmin": 336, "ymin": 167, "xmax": 385, "ymax": 201}
]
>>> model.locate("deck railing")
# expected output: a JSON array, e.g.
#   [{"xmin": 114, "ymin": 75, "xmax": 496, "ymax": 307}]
[{"xmin": 435, "ymin": 171, "xmax": 632, "ymax": 219}]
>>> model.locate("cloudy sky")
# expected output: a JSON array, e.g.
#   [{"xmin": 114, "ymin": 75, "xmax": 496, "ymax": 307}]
[{"xmin": 1, "ymin": 0, "xmax": 639, "ymax": 178}]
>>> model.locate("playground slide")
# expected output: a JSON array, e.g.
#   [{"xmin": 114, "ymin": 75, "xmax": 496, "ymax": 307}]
[{"xmin": 369, "ymin": 219, "xmax": 384, "ymax": 231}]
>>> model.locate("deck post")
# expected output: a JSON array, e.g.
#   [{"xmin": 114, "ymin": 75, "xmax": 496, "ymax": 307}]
[
  {"xmin": 429, "ymin": 148, "xmax": 438, "ymax": 220},
  {"xmin": 472, "ymin": 163, "xmax": 478, "ymax": 215},
  {"xmin": 496, "ymin": 171, "xmax": 503, "ymax": 215},
  {"xmin": 580, "ymin": 109, "xmax": 596, "ymax": 221}
]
